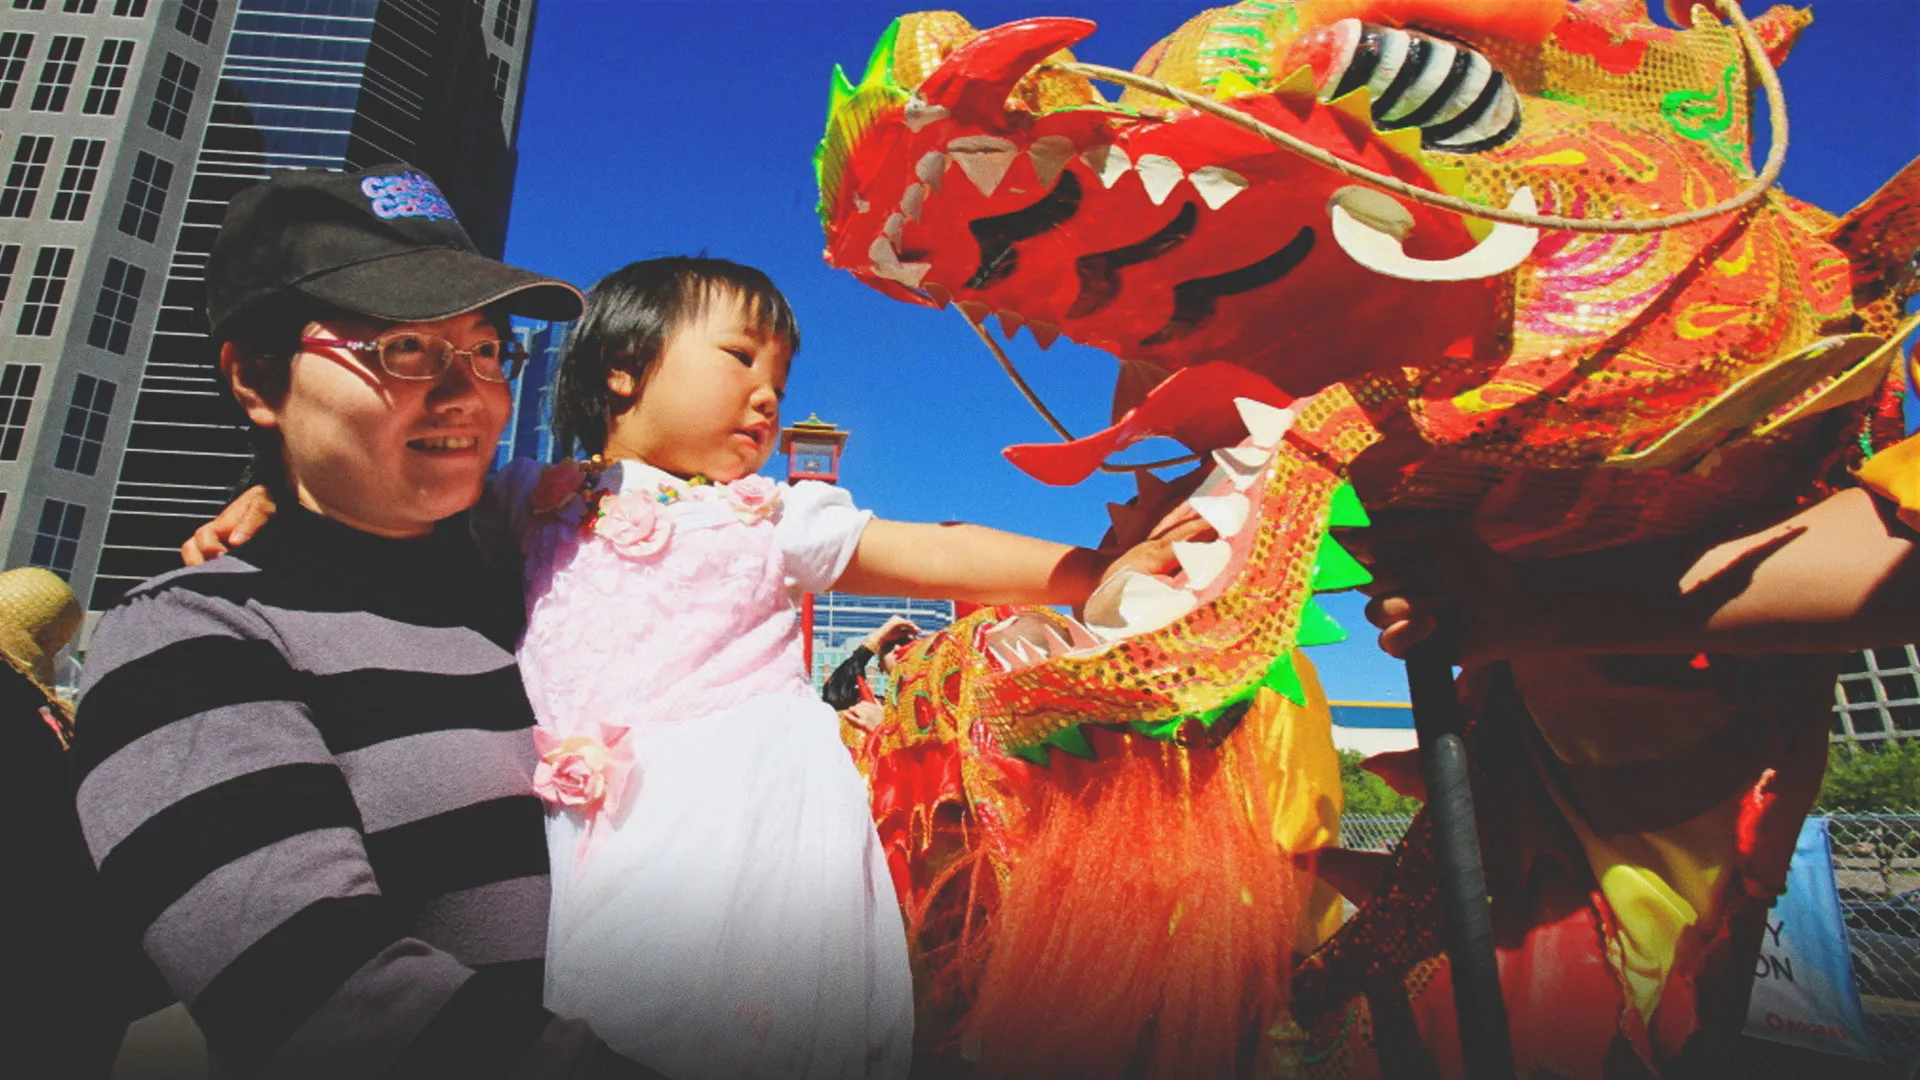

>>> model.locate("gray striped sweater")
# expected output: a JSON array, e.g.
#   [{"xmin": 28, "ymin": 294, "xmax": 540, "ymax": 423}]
[{"xmin": 74, "ymin": 505, "xmax": 653, "ymax": 1078}]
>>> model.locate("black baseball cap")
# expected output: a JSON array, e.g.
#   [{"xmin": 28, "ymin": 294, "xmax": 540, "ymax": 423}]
[{"xmin": 205, "ymin": 162, "xmax": 583, "ymax": 340}]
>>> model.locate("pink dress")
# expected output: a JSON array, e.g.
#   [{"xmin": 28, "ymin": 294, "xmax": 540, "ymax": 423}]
[{"xmin": 496, "ymin": 459, "xmax": 913, "ymax": 1080}]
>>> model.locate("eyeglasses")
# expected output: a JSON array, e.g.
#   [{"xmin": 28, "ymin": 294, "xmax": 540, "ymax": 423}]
[{"xmin": 300, "ymin": 331, "xmax": 528, "ymax": 383}]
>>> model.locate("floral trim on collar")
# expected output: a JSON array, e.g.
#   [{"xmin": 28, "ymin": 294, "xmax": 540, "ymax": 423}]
[{"xmin": 530, "ymin": 459, "xmax": 782, "ymax": 558}]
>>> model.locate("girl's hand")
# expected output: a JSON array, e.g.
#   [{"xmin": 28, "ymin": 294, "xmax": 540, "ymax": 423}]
[
  {"xmin": 181, "ymin": 485, "xmax": 278, "ymax": 566},
  {"xmin": 1096, "ymin": 510, "xmax": 1217, "ymax": 586}
]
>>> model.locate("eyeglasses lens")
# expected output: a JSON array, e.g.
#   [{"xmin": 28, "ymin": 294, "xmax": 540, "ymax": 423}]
[{"xmin": 376, "ymin": 335, "xmax": 522, "ymax": 382}]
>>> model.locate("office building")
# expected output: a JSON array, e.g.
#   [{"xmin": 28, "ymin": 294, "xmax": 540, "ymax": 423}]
[
  {"xmin": 494, "ymin": 316, "xmax": 563, "ymax": 468},
  {"xmin": 0, "ymin": 0, "xmax": 538, "ymax": 613}
]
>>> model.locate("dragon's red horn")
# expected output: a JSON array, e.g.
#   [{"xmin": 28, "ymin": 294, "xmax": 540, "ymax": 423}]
[{"xmin": 917, "ymin": 17, "xmax": 1097, "ymax": 125}]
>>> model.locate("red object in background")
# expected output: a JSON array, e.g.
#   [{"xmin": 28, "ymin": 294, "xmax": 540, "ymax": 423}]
[
  {"xmin": 801, "ymin": 591, "xmax": 816, "ymax": 677},
  {"xmin": 781, "ymin": 414, "xmax": 849, "ymax": 483}
]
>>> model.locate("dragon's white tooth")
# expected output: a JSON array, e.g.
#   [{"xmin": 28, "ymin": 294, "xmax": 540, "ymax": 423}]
[
  {"xmin": 1173, "ymin": 540, "xmax": 1232, "ymax": 591},
  {"xmin": 985, "ymin": 642, "xmax": 1016, "ymax": 671},
  {"xmin": 903, "ymin": 95, "xmax": 950, "ymax": 132},
  {"xmin": 948, "ymin": 135, "xmax": 1019, "ymax": 196},
  {"xmin": 997, "ymin": 310, "xmax": 1024, "ymax": 339},
  {"xmin": 1114, "ymin": 574, "xmax": 1198, "ymax": 635},
  {"xmin": 1332, "ymin": 185, "xmax": 1539, "ymax": 282},
  {"xmin": 1028, "ymin": 321, "xmax": 1061, "ymax": 349},
  {"xmin": 1081, "ymin": 145, "xmax": 1132, "ymax": 189},
  {"xmin": 916, "ymin": 152, "xmax": 948, "ymax": 192},
  {"xmin": 1186, "ymin": 492, "xmax": 1250, "ymax": 537},
  {"xmin": 1233, "ymin": 397, "xmax": 1296, "ymax": 449},
  {"xmin": 1188, "ymin": 165, "xmax": 1249, "ymax": 210},
  {"xmin": 901, "ymin": 183, "xmax": 926, "ymax": 222},
  {"xmin": 1135, "ymin": 154, "xmax": 1184, "ymax": 205},
  {"xmin": 1028, "ymin": 135, "xmax": 1075, "ymax": 189},
  {"xmin": 868, "ymin": 235, "xmax": 931, "ymax": 289},
  {"xmin": 953, "ymin": 150, "xmax": 1016, "ymax": 195},
  {"xmin": 883, "ymin": 213, "xmax": 905, "ymax": 246},
  {"xmin": 1042, "ymin": 626, "xmax": 1075, "ymax": 656},
  {"xmin": 1210, "ymin": 446, "xmax": 1270, "ymax": 490}
]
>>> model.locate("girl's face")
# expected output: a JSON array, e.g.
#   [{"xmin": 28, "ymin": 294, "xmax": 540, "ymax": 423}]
[
  {"xmin": 227, "ymin": 310, "xmax": 512, "ymax": 537},
  {"xmin": 604, "ymin": 294, "xmax": 790, "ymax": 482}
]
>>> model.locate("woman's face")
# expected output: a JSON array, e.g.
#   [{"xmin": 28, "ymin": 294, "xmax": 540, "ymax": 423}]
[{"xmin": 232, "ymin": 310, "xmax": 512, "ymax": 537}]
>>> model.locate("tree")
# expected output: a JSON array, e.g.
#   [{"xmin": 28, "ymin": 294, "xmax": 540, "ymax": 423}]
[
  {"xmin": 1815, "ymin": 737, "xmax": 1920, "ymax": 813},
  {"xmin": 1338, "ymin": 748, "xmax": 1423, "ymax": 817}
]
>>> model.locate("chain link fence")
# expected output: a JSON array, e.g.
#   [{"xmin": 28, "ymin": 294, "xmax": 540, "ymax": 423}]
[
  {"xmin": 1830, "ymin": 812, "xmax": 1920, "ymax": 1071},
  {"xmin": 1334, "ymin": 812, "xmax": 1920, "ymax": 1071}
]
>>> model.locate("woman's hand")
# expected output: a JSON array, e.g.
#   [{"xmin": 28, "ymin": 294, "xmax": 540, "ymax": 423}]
[{"xmin": 181, "ymin": 485, "xmax": 278, "ymax": 566}]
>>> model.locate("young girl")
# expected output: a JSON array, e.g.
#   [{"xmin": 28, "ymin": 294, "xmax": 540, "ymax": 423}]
[{"xmin": 488, "ymin": 257, "xmax": 1189, "ymax": 1079}]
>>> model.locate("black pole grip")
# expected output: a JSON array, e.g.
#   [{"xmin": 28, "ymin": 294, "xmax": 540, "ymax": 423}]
[{"xmin": 1405, "ymin": 641, "xmax": 1514, "ymax": 1079}]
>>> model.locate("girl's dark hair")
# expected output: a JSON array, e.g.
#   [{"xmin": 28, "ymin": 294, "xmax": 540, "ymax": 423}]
[
  {"xmin": 218, "ymin": 292, "xmax": 512, "ymax": 494},
  {"xmin": 552, "ymin": 256, "xmax": 800, "ymax": 458}
]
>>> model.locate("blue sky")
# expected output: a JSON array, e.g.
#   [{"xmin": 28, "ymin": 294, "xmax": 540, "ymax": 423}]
[{"xmin": 503, "ymin": 0, "xmax": 1920, "ymax": 703}]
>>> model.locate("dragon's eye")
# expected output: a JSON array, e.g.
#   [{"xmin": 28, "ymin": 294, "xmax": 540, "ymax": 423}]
[{"xmin": 1306, "ymin": 19, "xmax": 1522, "ymax": 155}]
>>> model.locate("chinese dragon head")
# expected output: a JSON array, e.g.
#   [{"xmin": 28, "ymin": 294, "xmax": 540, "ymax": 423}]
[{"xmin": 816, "ymin": 0, "xmax": 1919, "ymax": 1076}]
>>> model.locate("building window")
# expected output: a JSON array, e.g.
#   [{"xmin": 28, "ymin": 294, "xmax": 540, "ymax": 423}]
[
  {"xmin": 49, "ymin": 138, "xmax": 105, "ymax": 222},
  {"xmin": 0, "ymin": 136, "xmax": 54, "ymax": 219},
  {"xmin": 30, "ymin": 35, "xmax": 83, "ymax": 113},
  {"xmin": 30, "ymin": 499, "xmax": 86, "ymax": 579},
  {"xmin": 492, "ymin": 0, "xmax": 520, "ymax": 45},
  {"xmin": 0, "ymin": 364, "xmax": 43, "ymax": 461},
  {"xmin": 15, "ymin": 247, "xmax": 74, "ymax": 337},
  {"xmin": 12, "ymin": 0, "xmax": 51, "ymax": 11},
  {"xmin": 487, "ymin": 54, "xmax": 509, "ymax": 102},
  {"xmin": 146, "ymin": 52, "xmax": 197, "ymax": 138},
  {"xmin": 0, "ymin": 245, "xmax": 18, "ymax": 323},
  {"xmin": 54, "ymin": 373, "xmax": 115, "ymax": 474},
  {"xmin": 86, "ymin": 258, "xmax": 142, "ymax": 354},
  {"xmin": 111, "ymin": 0, "xmax": 146, "ymax": 14},
  {"xmin": 63, "ymin": 0, "xmax": 99, "ymax": 13},
  {"xmin": 81, "ymin": 38, "xmax": 134, "ymax": 115},
  {"xmin": 0, "ymin": 33, "xmax": 33, "ymax": 110},
  {"xmin": 117, "ymin": 151, "xmax": 171, "ymax": 242},
  {"xmin": 175, "ymin": 0, "xmax": 216, "ymax": 44}
]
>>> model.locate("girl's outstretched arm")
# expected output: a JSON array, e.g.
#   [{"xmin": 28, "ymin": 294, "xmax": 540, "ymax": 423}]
[{"xmin": 834, "ymin": 518, "xmax": 1206, "ymax": 607}]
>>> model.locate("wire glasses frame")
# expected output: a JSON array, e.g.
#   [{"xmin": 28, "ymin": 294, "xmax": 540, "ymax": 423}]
[{"xmin": 299, "ymin": 331, "xmax": 528, "ymax": 383}]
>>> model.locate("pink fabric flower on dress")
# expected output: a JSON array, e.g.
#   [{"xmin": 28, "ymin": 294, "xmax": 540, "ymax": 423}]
[
  {"xmin": 533, "ymin": 724, "xmax": 637, "ymax": 865},
  {"xmin": 530, "ymin": 461, "xmax": 586, "ymax": 514},
  {"xmin": 533, "ymin": 724, "xmax": 634, "ymax": 814},
  {"xmin": 729, "ymin": 474, "xmax": 781, "ymax": 523},
  {"xmin": 596, "ymin": 492, "xmax": 672, "ymax": 556}
]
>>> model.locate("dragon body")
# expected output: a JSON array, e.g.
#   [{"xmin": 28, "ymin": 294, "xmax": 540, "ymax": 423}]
[{"xmin": 816, "ymin": 1, "xmax": 1920, "ymax": 1075}]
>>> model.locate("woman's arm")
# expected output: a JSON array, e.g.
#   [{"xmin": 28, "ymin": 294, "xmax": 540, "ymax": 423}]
[
  {"xmin": 1357, "ymin": 486, "xmax": 1920, "ymax": 660},
  {"xmin": 75, "ymin": 587, "xmax": 655, "ymax": 1078}
]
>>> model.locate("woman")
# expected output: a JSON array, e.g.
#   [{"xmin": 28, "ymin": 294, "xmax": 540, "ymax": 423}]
[{"xmin": 71, "ymin": 165, "xmax": 659, "ymax": 1079}]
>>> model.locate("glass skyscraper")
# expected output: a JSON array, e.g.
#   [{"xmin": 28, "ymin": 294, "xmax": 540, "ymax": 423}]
[
  {"xmin": 87, "ymin": 0, "xmax": 535, "ymax": 609},
  {"xmin": 809, "ymin": 591, "xmax": 956, "ymax": 698}
]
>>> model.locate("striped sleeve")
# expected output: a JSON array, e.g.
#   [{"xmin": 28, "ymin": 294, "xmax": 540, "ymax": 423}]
[{"xmin": 73, "ymin": 574, "xmax": 631, "ymax": 1079}]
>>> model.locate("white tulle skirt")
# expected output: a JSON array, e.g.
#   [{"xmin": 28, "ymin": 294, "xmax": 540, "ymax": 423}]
[{"xmin": 543, "ymin": 693, "xmax": 913, "ymax": 1080}]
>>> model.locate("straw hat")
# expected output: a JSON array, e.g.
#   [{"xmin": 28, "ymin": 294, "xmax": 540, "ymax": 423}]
[{"xmin": 0, "ymin": 566, "xmax": 81, "ymax": 695}]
